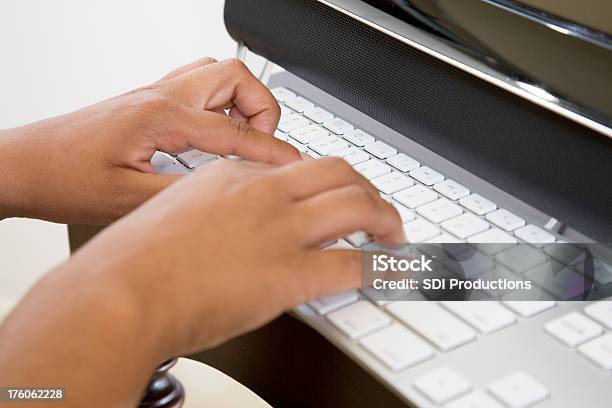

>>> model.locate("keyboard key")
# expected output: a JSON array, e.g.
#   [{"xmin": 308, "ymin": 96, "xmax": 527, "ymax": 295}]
[
  {"xmin": 346, "ymin": 231, "xmax": 370, "ymax": 247},
  {"xmin": 392, "ymin": 202, "xmax": 416, "ymax": 224},
  {"xmin": 575, "ymin": 257, "xmax": 612, "ymax": 285},
  {"xmin": 323, "ymin": 117, "xmax": 354, "ymax": 135},
  {"xmin": 578, "ymin": 333, "xmax": 612, "ymax": 370},
  {"xmin": 446, "ymin": 392, "xmax": 505, "ymax": 408},
  {"xmin": 442, "ymin": 213, "xmax": 489, "ymax": 239},
  {"xmin": 413, "ymin": 368, "xmax": 472, "ymax": 404},
  {"xmin": 270, "ymin": 87, "xmax": 295, "ymax": 102},
  {"xmin": 441, "ymin": 302, "xmax": 516, "ymax": 334},
  {"xmin": 524, "ymin": 261, "xmax": 589, "ymax": 300},
  {"xmin": 289, "ymin": 124, "xmax": 328, "ymax": 144},
  {"xmin": 544, "ymin": 243, "xmax": 585, "ymax": 266},
  {"xmin": 303, "ymin": 106, "xmax": 333, "ymax": 123},
  {"xmin": 584, "ymin": 301, "xmax": 612, "ymax": 330},
  {"xmin": 359, "ymin": 325, "xmax": 434, "ymax": 372},
  {"xmin": 364, "ymin": 140, "xmax": 397, "ymax": 159},
  {"xmin": 354, "ymin": 159, "xmax": 392, "ymax": 180},
  {"xmin": 514, "ymin": 224, "xmax": 556, "ymax": 247},
  {"xmin": 386, "ymin": 153, "xmax": 420, "ymax": 172},
  {"xmin": 410, "ymin": 166, "xmax": 444, "ymax": 186},
  {"xmin": 502, "ymin": 301, "xmax": 555, "ymax": 317},
  {"xmin": 425, "ymin": 233, "xmax": 463, "ymax": 244},
  {"xmin": 544, "ymin": 312, "xmax": 603, "ymax": 347},
  {"xmin": 434, "ymin": 180, "xmax": 470, "ymax": 200},
  {"xmin": 459, "ymin": 194, "xmax": 497, "ymax": 215},
  {"xmin": 371, "ymin": 171, "xmax": 414, "ymax": 195},
  {"xmin": 342, "ymin": 129, "xmax": 375, "ymax": 146},
  {"xmin": 284, "ymin": 95, "xmax": 314, "ymax": 113},
  {"xmin": 387, "ymin": 302, "xmax": 476, "ymax": 351},
  {"xmin": 306, "ymin": 149, "xmax": 322, "ymax": 159},
  {"xmin": 327, "ymin": 301, "xmax": 392, "ymax": 339},
  {"xmin": 278, "ymin": 113, "xmax": 310, "ymax": 132},
  {"xmin": 279, "ymin": 104, "xmax": 292, "ymax": 117},
  {"xmin": 494, "ymin": 244, "xmax": 547, "ymax": 273},
  {"xmin": 444, "ymin": 250, "xmax": 494, "ymax": 279},
  {"xmin": 308, "ymin": 290, "xmax": 360, "ymax": 315},
  {"xmin": 308, "ymin": 135, "xmax": 349, "ymax": 155},
  {"xmin": 476, "ymin": 266, "xmax": 525, "ymax": 298},
  {"xmin": 177, "ymin": 149, "xmax": 218, "ymax": 169},
  {"xmin": 152, "ymin": 151, "xmax": 191, "ymax": 174},
  {"xmin": 417, "ymin": 199, "xmax": 463, "ymax": 224},
  {"xmin": 468, "ymin": 228, "xmax": 517, "ymax": 254},
  {"xmin": 488, "ymin": 372, "xmax": 549, "ymax": 408},
  {"xmin": 403, "ymin": 219, "xmax": 441, "ymax": 243},
  {"xmin": 393, "ymin": 185, "xmax": 438, "ymax": 208},
  {"xmin": 331, "ymin": 146, "xmax": 370, "ymax": 165},
  {"xmin": 486, "ymin": 209, "xmax": 525, "ymax": 231}
]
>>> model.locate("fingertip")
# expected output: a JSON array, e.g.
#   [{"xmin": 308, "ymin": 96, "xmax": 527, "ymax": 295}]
[{"xmin": 270, "ymin": 139, "xmax": 304, "ymax": 165}]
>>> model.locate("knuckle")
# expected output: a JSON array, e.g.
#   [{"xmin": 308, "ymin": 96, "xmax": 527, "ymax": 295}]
[
  {"xmin": 269, "ymin": 135, "xmax": 285, "ymax": 154},
  {"xmin": 346, "ymin": 185, "xmax": 376, "ymax": 213},
  {"xmin": 270, "ymin": 100, "xmax": 282, "ymax": 117},
  {"xmin": 322, "ymin": 156, "xmax": 353, "ymax": 175},
  {"xmin": 202, "ymin": 56, "xmax": 217, "ymax": 64},
  {"xmin": 221, "ymin": 57, "xmax": 249, "ymax": 74}
]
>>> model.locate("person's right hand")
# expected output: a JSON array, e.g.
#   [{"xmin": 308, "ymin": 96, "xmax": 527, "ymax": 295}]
[
  {"xmin": 0, "ymin": 156, "xmax": 404, "ymax": 407},
  {"xmin": 80, "ymin": 156, "xmax": 405, "ymax": 353}
]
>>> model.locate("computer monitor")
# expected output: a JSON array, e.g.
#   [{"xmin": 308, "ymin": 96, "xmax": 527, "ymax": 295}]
[{"xmin": 358, "ymin": 0, "xmax": 612, "ymax": 134}]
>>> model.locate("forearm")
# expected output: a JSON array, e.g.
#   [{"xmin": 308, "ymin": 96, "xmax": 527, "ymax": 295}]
[
  {"xmin": 0, "ymin": 244, "xmax": 171, "ymax": 407},
  {"xmin": 0, "ymin": 125, "xmax": 44, "ymax": 219}
]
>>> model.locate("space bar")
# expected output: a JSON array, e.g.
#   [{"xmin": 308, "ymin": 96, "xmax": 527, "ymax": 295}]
[{"xmin": 386, "ymin": 302, "xmax": 477, "ymax": 351}]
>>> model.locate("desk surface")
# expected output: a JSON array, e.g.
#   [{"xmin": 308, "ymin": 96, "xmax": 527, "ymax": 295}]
[{"xmin": 172, "ymin": 358, "xmax": 272, "ymax": 407}]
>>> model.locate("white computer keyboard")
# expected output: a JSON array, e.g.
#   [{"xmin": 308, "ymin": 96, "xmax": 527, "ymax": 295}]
[
  {"xmin": 269, "ymin": 86, "xmax": 612, "ymax": 408},
  {"xmin": 151, "ymin": 86, "xmax": 612, "ymax": 408}
]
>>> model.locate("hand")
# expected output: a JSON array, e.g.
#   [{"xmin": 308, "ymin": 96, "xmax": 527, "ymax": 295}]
[
  {"xmin": 73, "ymin": 156, "xmax": 405, "ymax": 352},
  {"xmin": 0, "ymin": 157, "xmax": 404, "ymax": 407},
  {"xmin": 0, "ymin": 57, "xmax": 300, "ymax": 223}
]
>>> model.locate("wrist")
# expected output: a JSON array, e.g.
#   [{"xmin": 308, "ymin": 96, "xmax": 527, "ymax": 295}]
[{"xmin": 0, "ymin": 241, "xmax": 173, "ymax": 405}]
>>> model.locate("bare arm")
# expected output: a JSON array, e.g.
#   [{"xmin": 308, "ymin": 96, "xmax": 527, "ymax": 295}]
[
  {"xmin": 0, "ymin": 57, "xmax": 300, "ymax": 223},
  {"xmin": 0, "ymin": 58, "xmax": 404, "ymax": 407}
]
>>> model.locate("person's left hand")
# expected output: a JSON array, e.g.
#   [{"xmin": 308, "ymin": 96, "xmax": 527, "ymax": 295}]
[{"xmin": 0, "ymin": 57, "xmax": 300, "ymax": 223}]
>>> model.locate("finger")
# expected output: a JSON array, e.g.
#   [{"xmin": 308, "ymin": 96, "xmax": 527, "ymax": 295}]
[
  {"xmin": 157, "ymin": 57, "xmax": 218, "ymax": 82},
  {"xmin": 289, "ymin": 250, "xmax": 362, "ymax": 304},
  {"xmin": 272, "ymin": 156, "xmax": 379, "ymax": 201},
  {"xmin": 291, "ymin": 184, "xmax": 405, "ymax": 246},
  {"xmin": 165, "ymin": 58, "xmax": 280, "ymax": 133},
  {"xmin": 153, "ymin": 108, "xmax": 301, "ymax": 165}
]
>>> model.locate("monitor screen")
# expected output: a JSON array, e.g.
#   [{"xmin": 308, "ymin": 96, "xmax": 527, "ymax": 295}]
[{"xmin": 360, "ymin": 0, "xmax": 612, "ymax": 125}]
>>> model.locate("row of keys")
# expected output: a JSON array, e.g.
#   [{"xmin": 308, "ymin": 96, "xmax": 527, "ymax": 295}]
[
  {"xmin": 318, "ymin": 296, "xmax": 559, "ymax": 357},
  {"xmin": 414, "ymin": 368, "xmax": 548, "ymax": 408},
  {"xmin": 273, "ymin": 88, "xmax": 567, "ymax": 261},
  {"xmin": 545, "ymin": 302, "xmax": 612, "ymax": 370}
]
